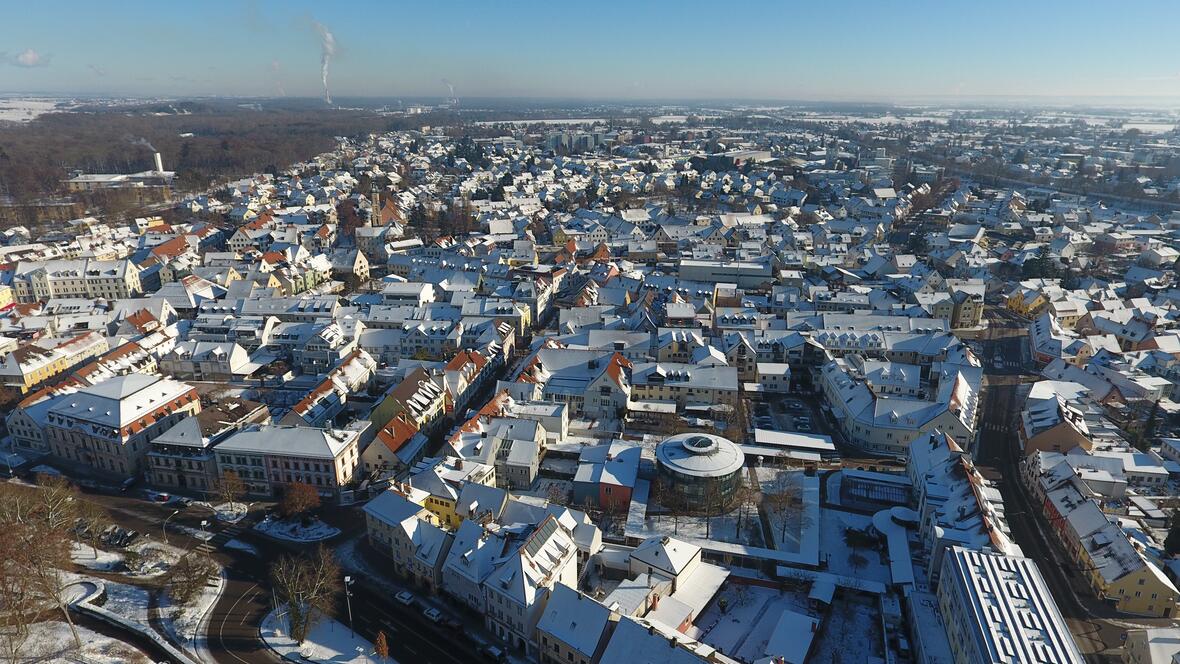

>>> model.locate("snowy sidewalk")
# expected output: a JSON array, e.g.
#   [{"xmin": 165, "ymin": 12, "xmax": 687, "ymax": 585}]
[{"xmin": 261, "ymin": 609, "xmax": 393, "ymax": 663}]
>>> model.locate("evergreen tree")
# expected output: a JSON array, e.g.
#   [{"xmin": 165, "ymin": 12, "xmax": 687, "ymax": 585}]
[{"xmin": 1166, "ymin": 513, "xmax": 1180, "ymax": 556}]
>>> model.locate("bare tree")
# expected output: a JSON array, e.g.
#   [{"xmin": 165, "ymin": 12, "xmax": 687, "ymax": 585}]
[
  {"xmin": 764, "ymin": 470, "xmax": 811, "ymax": 545},
  {"xmin": 270, "ymin": 546, "xmax": 341, "ymax": 643},
  {"xmin": 546, "ymin": 482, "xmax": 568, "ymax": 506},
  {"xmin": 0, "ymin": 532, "xmax": 36, "ymax": 664},
  {"xmin": 279, "ymin": 482, "xmax": 321, "ymax": 521},
  {"xmin": 168, "ymin": 554, "xmax": 217, "ymax": 606},
  {"xmin": 215, "ymin": 469, "xmax": 247, "ymax": 507},
  {"xmin": 76, "ymin": 500, "xmax": 110, "ymax": 559},
  {"xmin": 733, "ymin": 481, "xmax": 757, "ymax": 540},
  {"xmin": 0, "ymin": 479, "xmax": 82, "ymax": 649},
  {"xmin": 703, "ymin": 481, "xmax": 722, "ymax": 540}
]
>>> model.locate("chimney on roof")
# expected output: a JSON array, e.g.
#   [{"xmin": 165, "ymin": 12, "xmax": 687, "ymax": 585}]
[{"xmin": 154, "ymin": 152, "xmax": 164, "ymax": 174}]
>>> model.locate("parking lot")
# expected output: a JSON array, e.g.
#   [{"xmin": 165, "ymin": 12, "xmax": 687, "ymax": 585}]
[{"xmin": 752, "ymin": 394, "xmax": 827, "ymax": 435}]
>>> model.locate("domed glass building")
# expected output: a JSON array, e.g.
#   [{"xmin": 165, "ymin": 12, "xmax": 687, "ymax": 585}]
[{"xmin": 654, "ymin": 432, "xmax": 745, "ymax": 514}]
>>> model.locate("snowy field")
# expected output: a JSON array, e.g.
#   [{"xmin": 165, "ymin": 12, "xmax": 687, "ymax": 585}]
[
  {"xmin": 20, "ymin": 621, "xmax": 152, "ymax": 663},
  {"xmin": 99, "ymin": 577, "xmax": 152, "ymax": 626},
  {"xmin": 262, "ymin": 609, "xmax": 393, "ymax": 663},
  {"xmin": 255, "ymin": 516, "xmax": 341, "ymax": 542},
  {"xmin": 689, "ymin": 583, "xmax": 813, "ymax": 663},
  {"xmin": 0, "ymin": 98, "xmax": 63, "ymax": 123}
]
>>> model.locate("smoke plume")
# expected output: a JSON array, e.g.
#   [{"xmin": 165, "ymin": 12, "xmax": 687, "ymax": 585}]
[
  {"xmin": 271, "ymin": 59, "xmax": 286, "ymax": 97},
  {"xmin": 127, "ymin": 136, "xmax": 156, "ymax": 152},
  {"xmin": 442, "ymin": 78, "xmax": 455, "ymax": 99},
  {"xmin": 313, "ymin": 21, "xmax": 336, "ymax": 105}
]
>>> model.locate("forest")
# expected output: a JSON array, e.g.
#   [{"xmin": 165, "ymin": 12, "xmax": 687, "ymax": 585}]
[{"xmin": 0, "ymin": 101, "xmax": 419, "ymax": 204}]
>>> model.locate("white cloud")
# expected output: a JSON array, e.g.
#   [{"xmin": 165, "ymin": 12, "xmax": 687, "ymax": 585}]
[{"xmin": 11, "ymin": 48, "xmax": 49, "ymax": 68}]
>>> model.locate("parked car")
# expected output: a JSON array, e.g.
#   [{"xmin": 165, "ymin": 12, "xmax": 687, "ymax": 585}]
[
  {"xmin": 787, "ymin": 401, "xmax": 805, "ymax": 412},
  {"xmin": 479, "ymin": 645, "xmax": 506, "ymax": 662},
  {"xmin": 422, "ymin": 607, "xmax": 442, "ymax": 623},
  {"xmin": 755, "ymin": 417, "xmax": 774, "ymax": 428},
  {"xmin": 394, "ymin": 591, "xmax": 414, "ymax": 606},
  {"xmin": 797, "ymin": 422, "xmax": 813, "ymax": 432}
]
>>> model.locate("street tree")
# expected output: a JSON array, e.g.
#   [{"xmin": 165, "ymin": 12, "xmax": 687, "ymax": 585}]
[
  {"xmin": 169, "ymin": 554, "xmax": 217, "ymax": 606},
  {"xmin": 374, "ymin": 630, "xmax": 390, "ymax": 662},
  {"xmin": 279, "ymin": 482, "xmax": 321, "ymax": 521},
  {"xmin": 269, "ymin": 546, "xmax": 341, "ymax": 643},
  {"xmin": 216, "ymin": 470, "xmax": 247, "ymax": 507}
]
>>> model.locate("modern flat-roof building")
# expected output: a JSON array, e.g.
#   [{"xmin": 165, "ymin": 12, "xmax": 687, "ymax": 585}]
[{"xmin": 937, "ymin": 546, "xmax": 1084, "ymax": 664}]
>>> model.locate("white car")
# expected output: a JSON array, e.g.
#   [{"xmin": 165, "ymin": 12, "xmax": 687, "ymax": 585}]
[
  {"xmin": 395, "ymin": 591, "xmax": 414, "ymax": 606},
  {"xmin": 422, "ymin": 607, "xmax": 442, "ymax": 623}
]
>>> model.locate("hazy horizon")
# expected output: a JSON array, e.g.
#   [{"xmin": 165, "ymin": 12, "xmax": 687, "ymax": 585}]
[{"xmin": 3, "ymin": 0, "xmax": 1180, "ymax": 105}]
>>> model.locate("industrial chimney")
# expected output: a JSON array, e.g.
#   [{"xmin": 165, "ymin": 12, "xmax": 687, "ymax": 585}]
[{"xmin": 153, "ymin": 152, "xmax": 164, "ymax": 173}]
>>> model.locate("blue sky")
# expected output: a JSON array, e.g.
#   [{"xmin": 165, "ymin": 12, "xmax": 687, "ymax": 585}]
[{"xmin": 2, "ymin": 0, "xmax": 1179, "ymax": 102}]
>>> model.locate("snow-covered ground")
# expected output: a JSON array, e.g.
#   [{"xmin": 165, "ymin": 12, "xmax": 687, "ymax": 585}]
[
  {"xmin": 261, "ymin": 609, "xmax": 393, "ymax": 663},
  {"xmin": 811, "ymin": 591, "xmax": 884, "ymax": 663},
  {"xmin": 689, "ymin": 583, "xmax": 813, "ymax": 663},
  {"xmin": 645, "ymin": 505, "xmax": 763, "ymax": 548},
  {"xmin": 19, "ymin": 621, "xmax": 152, "ymax": 663},
  {"xmin": 195, "ymin": 501, "xmax": 249, "ymax": 523},
  {"xmin": 71, "ymin": 541, "xmax": 124, "ymax": 572},
  {"xmin": 160, "ymin": 570, "xmax": 224, "ymax": 645},
  {"xmin": 99, "ymin": 577, "xmax": 152, "ymax": 626},
  {"xmin": 817, "ymin": 509, "xmax": 892, "ymax": 586},
  {"xmin": 71, "ymin": 539, "xmax": 187, "ymax": 578},
  {"xmin": 255, "ymin": 516, "xmax": 341, "ymax": 542},
  {"xmin": 0, "ymin": 98, "xmax": 63, "ymax": 123}
]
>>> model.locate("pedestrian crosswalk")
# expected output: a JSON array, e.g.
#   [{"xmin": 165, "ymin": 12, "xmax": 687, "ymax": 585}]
[
  {"xmin": 980, "ymin": 422, "xmax": 1010, "ymax": 432},
  {"xmin": 194, "ymin": 520, "xmax": 247, "ymax": 555}
]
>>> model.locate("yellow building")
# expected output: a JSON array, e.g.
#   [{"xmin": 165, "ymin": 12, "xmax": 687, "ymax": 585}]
[
  {"xmin": 1081, "ymin": 544, "xmax": 1178, "ymax": 617},
  {"xmin": 0, "ymin": 332, "xmax": 109, "ymax": 393},
  {"xmin": 1006, "ymin": 286, "xmax": 1048, "ymax": 317}
]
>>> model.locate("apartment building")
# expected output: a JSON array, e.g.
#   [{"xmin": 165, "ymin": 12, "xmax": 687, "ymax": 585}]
[
  {"xmin": 363, "ymin": 489, "xmax": 455, "ymax": 593},
  {"xmin": 146, "ymin": 398, "xmax": 270, "ymax": 494},
  {"xmin": 937, "ymin": 547, "xmax": 1084, "ymax": 664},
  {"xmin": 11, "ymin": 258, "xmax": 142, "ymax": 303},
  {"xmin": 213, "ymin": 424, "xmax": 361, "ymax": 497},
  {"xmin": 484, "ymin": 515, "xmax": 579, "ymax": 655},
  {"xmin": 0, "ymin": 332, "xmax": 109, "ymax": 393},
  {"xmin": 46, "ymin": 374, "xmax": 201, "ymax": 479}
]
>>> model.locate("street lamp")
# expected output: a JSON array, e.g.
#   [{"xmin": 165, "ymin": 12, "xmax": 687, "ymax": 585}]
[
  {"xmin": 163, "ymin": 509, "xmax": 180, "ymax": 545},
  {"xmin": 344, "ymin": 575, "xmax": 355, "ymax": 637},
  {"xmin": 199, "ymin": 519, "xmax": 209, "ymax": 542}
]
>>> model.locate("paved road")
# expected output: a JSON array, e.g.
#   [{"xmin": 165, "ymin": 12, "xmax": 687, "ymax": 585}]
[
  {"xmin": 971, "ymin": 320, "xmax": 1171, "ymax": 664},
  {"xmin": 208, "ymin": 573, "xmax": 276, "ymax": 664}
]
